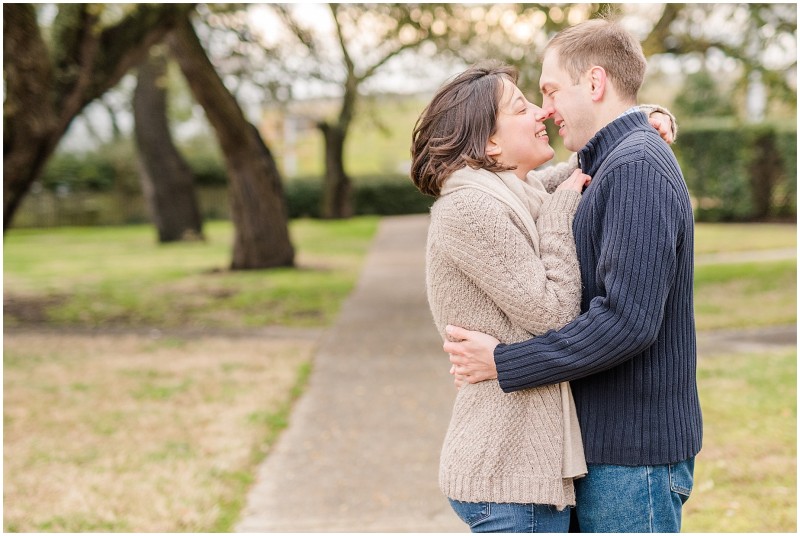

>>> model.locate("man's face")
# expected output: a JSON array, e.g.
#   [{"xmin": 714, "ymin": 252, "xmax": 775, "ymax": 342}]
[{"xmin": 539, "ymin": 49, "xmax": 596, "ymax": 152}]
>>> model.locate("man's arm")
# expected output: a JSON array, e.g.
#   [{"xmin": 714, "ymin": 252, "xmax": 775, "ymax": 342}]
[{"xmin": 448, "ymin": 158, "xmax": 683, "ymax": 392}]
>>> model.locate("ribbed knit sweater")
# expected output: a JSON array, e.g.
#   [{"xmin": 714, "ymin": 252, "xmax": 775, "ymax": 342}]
[
  {"xmin": 494, "ymin": 111, "xmax": 703, "ymax": 466},
  {"xmin": 426, "ymin": 165, "xmax": 587, "ymax": 509}
]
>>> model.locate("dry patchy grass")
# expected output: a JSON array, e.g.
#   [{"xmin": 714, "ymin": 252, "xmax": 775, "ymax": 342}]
[
  {"xmin": 3, "ymin": 331, "xmax": 315, "ymax": 532},
  {"xmin": 683, "ymin": 349, "xmax": 796, "ymax": 532}
]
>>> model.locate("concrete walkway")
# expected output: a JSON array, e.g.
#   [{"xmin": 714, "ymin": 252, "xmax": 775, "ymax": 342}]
[
  {"xmin": 235, "ymin": 214, "xmax": 796, "ymax": 533},
  {"xmin": 236, "ymin": 215, "xmax": 465, "ymax": 533}
]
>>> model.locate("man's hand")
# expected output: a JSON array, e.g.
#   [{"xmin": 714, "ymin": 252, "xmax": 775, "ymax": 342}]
[
  {"xmin": 648, "ymin": 111, "xmax": 675, "ymax": 145},
  {"xmin": 443, "ymin": 325, "xmax": 500, "ymax": 384}
]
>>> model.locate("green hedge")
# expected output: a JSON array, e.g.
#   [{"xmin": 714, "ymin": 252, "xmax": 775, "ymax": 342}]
[
  {"xmin": 673, "ymin": 120, "xmax": 796, "ymax": 222},
  {"xmin": 284, "ymin": 175, "xmax": 433, "ymax": 218}
]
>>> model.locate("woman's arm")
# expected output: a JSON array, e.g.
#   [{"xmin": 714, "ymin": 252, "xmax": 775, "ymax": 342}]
[
  {"xmin": 438, "ymin": 188, "xmax": 582, "ymax": 336},
  {"xmin": 640, "ymin": 103, "xmax": 678, "ymax": 142},
  {"xmin": 528, "ymin": 153, "xmax": 579, "ymax": 194}
]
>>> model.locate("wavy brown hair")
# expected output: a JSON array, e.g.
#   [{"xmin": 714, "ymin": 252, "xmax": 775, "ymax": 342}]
[{"xmin": 410, "ymin": 61, "xmax": 518, "ymax": 197}]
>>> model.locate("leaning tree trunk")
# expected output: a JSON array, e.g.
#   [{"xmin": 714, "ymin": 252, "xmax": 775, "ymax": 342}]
[
  {"xmin": 167, "ymin": 15, "xmax": 294, "ymax": 269},
  {"xmin": 133, "ymin": 47, "xmax": 204, "ymax": 243},
  {"xmin": 2, "ymin": 3, "xmax": 192, "ymax": 232},
  {"xmin": 320, "ymin": 124, "xmax": 354, "ymax": 219}
]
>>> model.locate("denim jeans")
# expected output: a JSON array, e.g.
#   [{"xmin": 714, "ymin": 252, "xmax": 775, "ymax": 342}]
[
  {"xmin": 573, "ymin": 457, "xmax": 695, "ymax": 533},
  {"xmin": 449, "ymin": 499, "xmax": 571, "ymax": 533}
]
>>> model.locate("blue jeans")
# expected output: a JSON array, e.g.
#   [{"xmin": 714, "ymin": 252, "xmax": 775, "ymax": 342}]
[
  {"xmin": 573, "ymin": 457, "xmax": 695, "ymax": 533},
  {"xmin": 449, "ymin": 499, "xmax": 571, "ymax": 533}
]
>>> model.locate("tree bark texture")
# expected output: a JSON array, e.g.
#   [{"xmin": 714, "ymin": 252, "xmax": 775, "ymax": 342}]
[
  {"xmin": 3, "ymin": 3, "xmax": 193, "ymax": 231},
  {"xmin": 133, "ymin": 48, "xmax": 204, "ymax": 243},
  {"xmin": 167, "ymin": 15, "xmax": 294, "ymax": 269}
]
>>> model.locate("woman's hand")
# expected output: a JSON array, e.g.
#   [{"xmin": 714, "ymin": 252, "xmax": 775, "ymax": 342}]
[
  {"xmin": 555, "ymin": 169, "xmax": 592, "ymax": 193},
  {"xmin": 649, "ymin": 112, "xmax": 675, "ymax": 144}
]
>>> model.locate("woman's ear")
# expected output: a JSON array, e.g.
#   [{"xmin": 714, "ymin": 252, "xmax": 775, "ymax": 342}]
[
  {"xmin": 486, "ymin": 137, "xmax": 501, "ymax": 157},
  {"xmin": 588, "ymin": 66, "xmax": 607, "ymax": 102}
]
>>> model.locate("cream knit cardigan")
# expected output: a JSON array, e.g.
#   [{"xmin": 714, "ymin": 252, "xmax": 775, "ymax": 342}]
[{"xmin": 426, "ymin": 159, "xmax": 586, "ymax": 509}]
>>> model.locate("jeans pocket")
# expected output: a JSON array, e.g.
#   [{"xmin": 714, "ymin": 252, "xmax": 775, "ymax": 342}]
[
  {"xmin": 449, "ymin": 499, "xmax": 492, "ymax": 527},
  {"xmin": 668, "ymin": 458, "xmax": 695, "ymax": 504}
]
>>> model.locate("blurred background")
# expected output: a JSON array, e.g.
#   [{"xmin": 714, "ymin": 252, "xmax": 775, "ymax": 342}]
[
  {"xmin": 3, "ymin": 3, "xmax": 797, "ymax": 533},
  {"xmin": 5, "ymin": 2, "xmax": 797, "ymax": 233}
]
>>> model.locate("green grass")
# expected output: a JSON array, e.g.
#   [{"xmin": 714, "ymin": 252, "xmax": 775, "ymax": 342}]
[
  {"xmin": 684, "ymin": 349, "xmax": 796, "ymax": 532},
  {"xmin": 694, "ymin": 222, "xmax": 796, "ymax": 254},
  {"xmin": 693, "ymin": 259, "xmax": 796, "ymax": 330},
  {"xmin": 4, "ymin": 217, "xmax": 379, "ymax": 329}
]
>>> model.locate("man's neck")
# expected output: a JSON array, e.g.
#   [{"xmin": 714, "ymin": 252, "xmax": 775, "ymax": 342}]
[{"xmin": 592, "ymin": 101, "xmax": 638, "ymax": 136}]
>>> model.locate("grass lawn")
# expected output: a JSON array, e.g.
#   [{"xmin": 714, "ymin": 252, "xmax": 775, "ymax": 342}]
[
  {"xmin": 685, "ymin": 349, "xmax": 796, "ymax": 532},
  {"xmin": 4, "ymin": 217, "xmax": 379, "ymax": 329},
  {"xmin": 694, "ymin": 259, "xmax": 796, "ymax": 330},
  {"xmin": 3, "ymin": 332, "xmax": 313, "ymax": 532},
  {"xmin": 694, "ymin": 222, "xmax": 795, "ymax": 254},
  {"xmin": 4, "ymin": 217, "xmax": 378, "ymax": 532}
]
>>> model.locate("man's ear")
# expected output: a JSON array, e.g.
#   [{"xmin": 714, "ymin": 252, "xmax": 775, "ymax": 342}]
[
  {"xmin": 588, "ymin": 66, "xmax": 607, "ymax": 102},
  {"xmin": 486, "ymin": 137, "xmax": 501, "ymax": 157}
]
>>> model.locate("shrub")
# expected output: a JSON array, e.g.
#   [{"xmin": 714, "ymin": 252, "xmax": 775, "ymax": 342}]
[
  {"xmin": 673, "ymin": 120, "xmax": 796, "ymax": 222},
  {"xmin": 284, "ymin": 175, "xmax": 432, "ymax": 219}
]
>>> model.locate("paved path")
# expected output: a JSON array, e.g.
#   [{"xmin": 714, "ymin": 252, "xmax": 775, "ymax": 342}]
[
  {"xmin": 235, "ymin": 214, "xmax": 796, "ymax": 533},
  {"xmin": 236, "ymin": 215, "xmax": 465, "ymax": 533}
]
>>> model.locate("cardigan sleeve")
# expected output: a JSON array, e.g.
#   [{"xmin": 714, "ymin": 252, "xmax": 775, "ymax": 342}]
[
  {"xmin": 437, "ymin": 188, "xmax": 583, "ymax": 337},
  {"xmin": 640, "ymin": 103, "xmax": 678, "ymax": 141},
  {"xmin": 495, "ymin": 160, "xmax": 683, "ymax": 392},
  {"xmin": 528, "ymin": 153, "xmax": 579, "ymax": 194}
]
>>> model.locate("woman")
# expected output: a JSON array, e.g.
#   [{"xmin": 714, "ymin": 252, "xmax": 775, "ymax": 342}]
[{"xmin": 410, "ymin": 61, "xmax": 674, "ymax": 532}]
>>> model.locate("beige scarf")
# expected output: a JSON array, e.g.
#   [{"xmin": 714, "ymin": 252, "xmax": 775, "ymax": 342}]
[{"xmin": 440, "ymin": 166, "xmax": 549, "ymax": 257}]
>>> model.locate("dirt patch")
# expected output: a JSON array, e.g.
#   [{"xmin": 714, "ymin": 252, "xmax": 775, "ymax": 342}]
[{"xmin": 3, "ymin": 294, "xmax": 68, "ymax": 324}]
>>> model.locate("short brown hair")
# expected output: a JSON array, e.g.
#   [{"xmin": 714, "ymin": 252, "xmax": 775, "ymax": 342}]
[
  {"xmin": 410, "ymin": 61, "xmax": 518, "ymax": 197},
  {"xmin": 546, "ymin": 18, "xmax": 646, "ymax": 101}
]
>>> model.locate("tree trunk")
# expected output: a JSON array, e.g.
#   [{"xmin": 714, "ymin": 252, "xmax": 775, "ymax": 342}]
[
  {"xmin": 320, "ymin": 124, "xmax": 353, "ymax": 219},
  {"xmin": 133, "ymin": 48, "xmax": 204, "ymax": 242},
  {"xmin": 3, "ymin": 4, "xmax": 59, "ymax": 230},
  {"xmin": 3, "ymin": 3, "xmax": 192, "ymax": 231},
  {"xmin": 167, "ymin": 15, "xmax": 294, "ymax": 269},
  {"xmin": 749, "ymin": 129, "xmax": 782, "ymax": 221},
  {"xmin": 3, "ymin": 4, "xmax": 193, "ymax": 233}
]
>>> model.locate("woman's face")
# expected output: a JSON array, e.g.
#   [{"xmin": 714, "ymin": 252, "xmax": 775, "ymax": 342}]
[{"xmin": 487, "ymin": 78, "xmax": 554, "ymax": 180}]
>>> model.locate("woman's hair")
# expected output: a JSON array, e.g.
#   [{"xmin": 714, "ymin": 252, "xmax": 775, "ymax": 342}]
[{"xmin": 410, "ymin": 61, "xmax": 518, "ymax": 197}]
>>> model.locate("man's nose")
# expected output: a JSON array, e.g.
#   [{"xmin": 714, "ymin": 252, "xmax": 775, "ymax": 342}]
[{"xmin": 536, "ymin": 105, "xmax": 555, "ymax": 121}]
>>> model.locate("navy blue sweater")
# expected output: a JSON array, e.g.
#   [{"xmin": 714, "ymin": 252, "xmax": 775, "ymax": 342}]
[{"xmin": 495, "ymin": 111, "xmax": 703, "ymax": 466}]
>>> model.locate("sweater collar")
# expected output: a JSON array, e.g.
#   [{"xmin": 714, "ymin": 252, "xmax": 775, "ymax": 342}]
[{"xmin": 577, "ymin": 111, "xmax": 652, "ymax": 177}]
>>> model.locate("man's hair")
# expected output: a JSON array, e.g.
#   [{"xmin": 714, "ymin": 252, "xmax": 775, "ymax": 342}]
[
  {"xmin": 545, "ymin": 18, "xmax": 646, "ymax": 101},
  {"xmin": 410, "ymin": 61, "xmax": 518, "ymax": 197}
]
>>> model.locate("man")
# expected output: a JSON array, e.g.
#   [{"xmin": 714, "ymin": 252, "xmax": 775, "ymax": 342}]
[{"xmin": 444, "ymin": 18, "xmax": 702, "ymax": 533}]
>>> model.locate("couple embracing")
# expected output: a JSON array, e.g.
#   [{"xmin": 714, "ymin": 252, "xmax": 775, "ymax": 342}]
[{"xmin": 410, "ymin": 17, "xmax": 702, "ymax": 533}]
